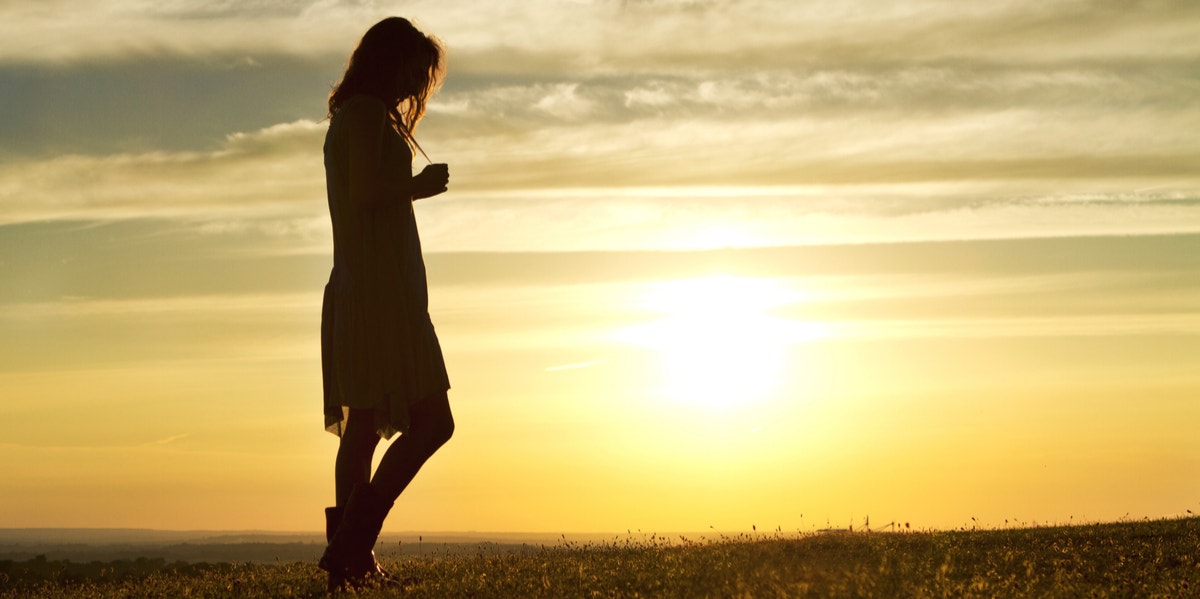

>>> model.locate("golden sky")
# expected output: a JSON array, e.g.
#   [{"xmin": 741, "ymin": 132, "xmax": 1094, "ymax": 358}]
[{"xmin": 1, "ymin": 0, "xmax": 1198, "ymax": 533}]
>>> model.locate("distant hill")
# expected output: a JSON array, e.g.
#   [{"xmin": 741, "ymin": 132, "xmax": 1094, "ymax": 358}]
[{"xmin": 0, "ymin": 529, "xmax": 628, "ymax": 563}]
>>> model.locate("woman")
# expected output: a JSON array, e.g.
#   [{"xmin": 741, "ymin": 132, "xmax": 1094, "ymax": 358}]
[{"xmin": 318, "ymin": 17, "xmax": 454, "ymax": 589}]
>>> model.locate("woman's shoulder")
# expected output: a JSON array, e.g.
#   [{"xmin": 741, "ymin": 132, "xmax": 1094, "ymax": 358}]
[
  {"xmin": 334, "ymin": 94, "xmax": 388, "ymax": 123},
  {"xmin": 330, "ymin": 95, "xmax": 392, "ymax": 146},
  {"xmin": 341, "ymin": 93, "xmax": 387, "ymax": 110}
]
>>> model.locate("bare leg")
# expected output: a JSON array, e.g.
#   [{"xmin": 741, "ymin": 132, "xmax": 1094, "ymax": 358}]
[
  {"xmin": 371, "ymin": 392, "xmax": 454, "ymax": 503},
  {"xmin": 335, "ymin": 408, "xmax": 381, "ymax": 507}
]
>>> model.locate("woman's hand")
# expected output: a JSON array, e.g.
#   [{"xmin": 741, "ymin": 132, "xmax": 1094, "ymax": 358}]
[{"xmin": 413, "ymin": 163, "xmax": 449, "ymax": 199}]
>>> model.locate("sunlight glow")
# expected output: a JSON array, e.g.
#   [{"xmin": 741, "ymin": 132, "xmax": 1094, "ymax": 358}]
[
  {"xmin": 617, "ymin": 276, "xmax": 827, "ymax": 410},
  {"xmin": 670, "ymin": 222, "xmax": 757, "ymax": 250}
]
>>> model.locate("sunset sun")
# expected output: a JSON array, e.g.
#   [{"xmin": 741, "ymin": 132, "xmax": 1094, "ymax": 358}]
[{"xmin": 618, "ymin": 275, "xmax": 824, "ymax": 410}]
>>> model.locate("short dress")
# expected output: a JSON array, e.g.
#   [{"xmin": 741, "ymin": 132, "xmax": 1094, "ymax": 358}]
[{"xmin": 320, "ymin": 94, "xmax": 450, "ymax": 439}]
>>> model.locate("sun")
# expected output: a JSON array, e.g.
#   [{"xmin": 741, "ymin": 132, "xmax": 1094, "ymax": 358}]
[{"xmin": 617, "ymin": 275, "xmax": 823, "ymax": 411}]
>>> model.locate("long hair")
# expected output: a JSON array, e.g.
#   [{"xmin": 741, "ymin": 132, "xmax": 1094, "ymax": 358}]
[{"xmin": 328, "ymin": 17, "xmax": 445, "ymax": 158}]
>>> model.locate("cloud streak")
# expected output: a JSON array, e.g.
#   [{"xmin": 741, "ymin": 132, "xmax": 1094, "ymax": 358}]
[
  {"xmin": 0, "ymin": 120, "xmax": 326, "ymax": 224},
  {"xmin": 0, "ymin": 0, "xmax": 1197, "ymax": 252},
  {"xmin": 4, "ymin": 1, "xmax": 1197, "ymax": 67}
]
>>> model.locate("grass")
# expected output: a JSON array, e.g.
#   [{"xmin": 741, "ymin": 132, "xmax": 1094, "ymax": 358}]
[{"xmin": 2, "ymin": 517, "xmax": 1196, "ymax": 598}]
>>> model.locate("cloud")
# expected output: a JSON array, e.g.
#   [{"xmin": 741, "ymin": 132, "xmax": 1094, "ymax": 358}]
[
  {"xmin": 1, "ymin": 0, "xmax": 1198, "ymax": 251},
  {"xmin": 141, "ymin": 433, "xmax": 191, "ymax": 447},
  {"xmin": 533, "ymin": 83, "xmax": 595, "ymax": 120},
  {"xmin": 832, "ymin": 313, "xmax": 1200, "ymax": 340},
  {"xmin": 413, "ymin": 187, "xmax": 1200, "ymax": 252},
  {"xmin": 2, "ymin": 0, "xmax": 1197, "ymax": 69},
  {"xmin": 0, "ymin": 119, "xmax": 326, "ymax": 224},
  {"xmin": 0, "ymin": 0, "xmax": 368, "ymax": 63},
  {"xmin": 0, "ymin": 53, "xmax": 336, "ymax": 157},
  {"xmin": 3, "ymin": 109, "xmax": 1199, "ymax": 252},
  {"xmin": 0, "ymin": 293, "xmax": 318, "ymax": 321},
  {"xmin": 0, "ymin": 292, "xmax": 322, "ymax": 372}
]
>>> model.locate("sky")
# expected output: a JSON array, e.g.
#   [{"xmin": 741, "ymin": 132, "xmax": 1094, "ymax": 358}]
[{"xmin": 1, "ymin": 0, "xmax": 1198, "ymax": 534}]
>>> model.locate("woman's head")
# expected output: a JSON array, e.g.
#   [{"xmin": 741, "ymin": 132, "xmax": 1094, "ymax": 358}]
[{"xmin": 329, "ymin": 17, "xmax": 445, "ymax": 137}]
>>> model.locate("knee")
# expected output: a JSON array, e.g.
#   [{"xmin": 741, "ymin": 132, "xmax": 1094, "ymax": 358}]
[
  {"xmin": 412, "ymin": 394, "xmax": 453, "ymax": 449},
  {"xmin": 415, "ymin": 409, "xmax": 453, "ymax": 452},
  {"xmin": 430, "ymin": 413, "xmax": 454, "ymax": 448},
  {"xmin": 406, "ymin": 414, "xmax": 452, "ymax": 457}
]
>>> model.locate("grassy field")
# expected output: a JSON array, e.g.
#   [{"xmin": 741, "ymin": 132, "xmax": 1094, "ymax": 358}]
[{"xmin": 2, "ymin": 517, "xmax": 1195, "ymax": 598}]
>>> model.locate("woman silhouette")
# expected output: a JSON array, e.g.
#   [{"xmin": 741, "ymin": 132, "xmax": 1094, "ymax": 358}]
[{"xmin": 318, "ymin": 17, "xmax": 453, "ymax": 589}]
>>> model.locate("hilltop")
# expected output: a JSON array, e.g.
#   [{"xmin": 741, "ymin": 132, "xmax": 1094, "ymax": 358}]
[{"xmin": 1, "ymin": 517, "xmax": 1195, "ymax": 598}]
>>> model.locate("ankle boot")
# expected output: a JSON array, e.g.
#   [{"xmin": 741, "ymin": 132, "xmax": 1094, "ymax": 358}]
[
  {"xmin": 319, "ymin": 483, "xmax": 394, "ymax": 587},
  {"xmin": 322, "ymin": 505, "xmax": 350, "ymax": 591},
  {"xmin": 325, "ymin": 502, "xmax": 395, "ymax": 587},
  {"xmin": 324, "ymin": 506, "xmax": 344, "ymax": 544}
]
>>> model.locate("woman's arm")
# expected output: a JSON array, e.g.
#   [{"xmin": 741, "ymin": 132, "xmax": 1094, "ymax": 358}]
[
  {"xmin": 343, "ymin": 97, "xmax": 390, "ymax": 213},
  {"xmin": 342, "ymin": 96, "xmax": 450, "ymax": 206}
]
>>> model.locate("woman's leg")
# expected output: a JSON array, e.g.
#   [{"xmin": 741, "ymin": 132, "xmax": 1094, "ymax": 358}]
[
  {"xmin": 321, "ymin": 396, "xmax": 452, "ymax": 584},
  {"xmin": 335, "ymin": 408, "xmax": 381, "ymax": 506},
  {"xmin": 371, "ymin": 392, "xmax": 454, "ymax": 503}
]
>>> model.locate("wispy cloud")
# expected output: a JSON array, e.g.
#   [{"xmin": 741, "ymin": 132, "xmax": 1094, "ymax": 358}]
[
  {"xmin": 832, "ymin": 313, "xmax": 1200, "ymax": 340},
  {"xmin": 0, "ymin": 120, "xmax": 326, "ymax": 224},
  {"xmin": 0, "ymin": 0, "xmax": 1197, "ymax": 251},
  {"xmin": 0, "ymin": 293, "xmax": 319, "ymax": 320},
  {"xmin": 3, "ymin": 1, "xmax": 1197, "ymax": 68},
  {"xmin": 140, "ymin": 433, "xmax": 191, "ymax": 447}
]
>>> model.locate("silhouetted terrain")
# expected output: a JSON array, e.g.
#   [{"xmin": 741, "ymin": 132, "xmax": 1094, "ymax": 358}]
[
  {"xmin": 0, "ymin": 529, "xmax": 610, "ymax": 563},
  {"xmin": 1, "ymin": 518, "xmax": 1196, "ymax": 598}
]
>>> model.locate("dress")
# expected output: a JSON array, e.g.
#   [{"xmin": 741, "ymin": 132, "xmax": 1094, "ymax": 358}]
[{"xmin": 320, "ymin": 94, "xmax": 450, "ymax": 439}]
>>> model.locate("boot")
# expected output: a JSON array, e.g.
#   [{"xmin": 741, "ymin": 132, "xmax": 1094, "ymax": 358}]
[
  {"xmin": 320, "ymin": 483, "xmax": 394, "ymax": 590},
  {"xmin": 322, "ymin": 506, "xmax": 350, "ymax": 592},
  {"xmin": 324, "ymin": 506, "xmax": 344, "ymax": 544},
  {"xmin": 325, "ymin": 503, "xmax": 396, "ymax": 585}
]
